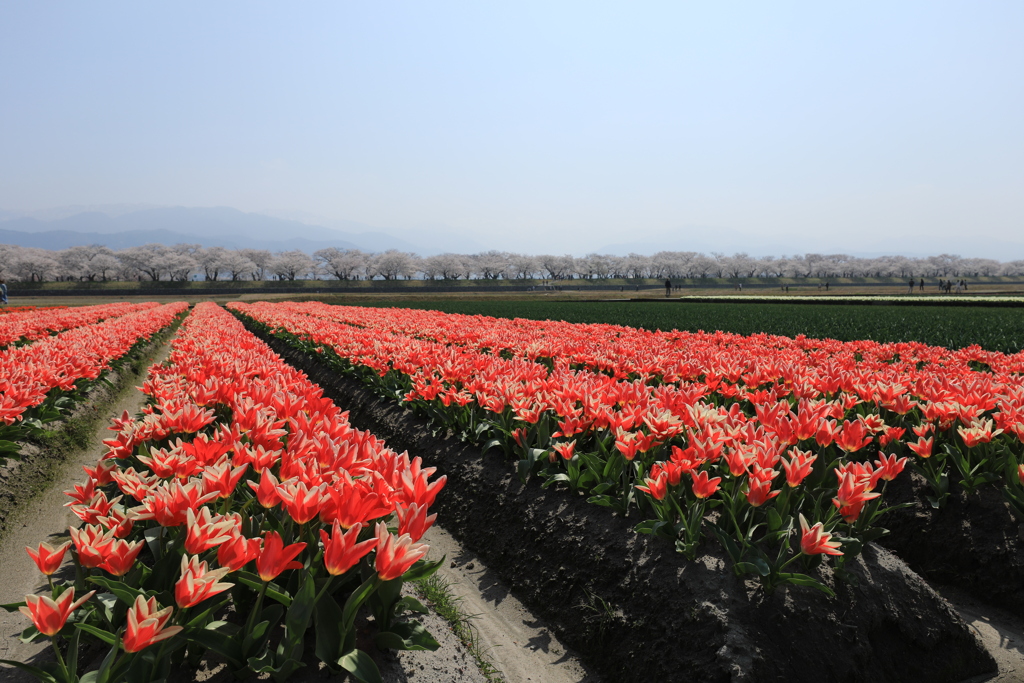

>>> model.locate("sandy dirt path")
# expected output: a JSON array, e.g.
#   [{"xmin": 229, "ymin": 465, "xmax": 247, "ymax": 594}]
[
  {"xmin": 417, "ymin": 525, "xmax": 597, "ymax": 683},
  {"xmin": 942, "ymin": 585, "xmax": 1024, "ymax": 683}
]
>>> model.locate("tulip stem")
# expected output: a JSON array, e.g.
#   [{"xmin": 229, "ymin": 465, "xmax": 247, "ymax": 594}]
[
  {"xmin": 314, "ymin": 575, "xmax": 335, "ymax": 605},
  {"xmin": 777, "ymin": 553, "xmax": 801, "ymax": 573},
  {"xmin": 72, "ymin": 553, "xmax": 85, "ymax": 594},
  {"xmin": 50, "ymin": 637, "xmax": 70, "ymax": 682},
  {"xmin": 244, "ymin": 581, "xmax": 269, "ymax": 640}
]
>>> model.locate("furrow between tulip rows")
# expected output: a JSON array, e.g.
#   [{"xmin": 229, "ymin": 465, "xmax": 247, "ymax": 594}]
[
  {"xmin": 0, "ymin": 303, "xmax": 190, "ymax": 464},
  {"xmin": 229, "ymin": 301, "xmax": 1024, "ymax": 602},
  {"xmin": 5, "ymin": 302, "xmax": 447, "ymax": 683}
]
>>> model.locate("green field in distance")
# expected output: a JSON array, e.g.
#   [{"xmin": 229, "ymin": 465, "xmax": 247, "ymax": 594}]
[{"xmin": 337, "ymin": 299, "xmax": 1024, "ymax": 354}]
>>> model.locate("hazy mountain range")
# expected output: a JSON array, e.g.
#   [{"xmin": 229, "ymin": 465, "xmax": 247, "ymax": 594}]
[
  {"xmin": 0, "ymin": 205, "xmax": 1021, "ymax": 260},
  {"xmin": 0, "ymin": 206, "xmax": 483, "ymax": 256}
]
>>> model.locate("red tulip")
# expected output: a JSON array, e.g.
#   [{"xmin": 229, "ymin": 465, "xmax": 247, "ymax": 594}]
[
  {"xmin": 957, "ymin": 418, "xmax": 1002, "ymax": 448},
  {"xmin": 799, "ymin": 514, "xmax": 843, "ymax": 556},
  {"xmin": 63, "ymin": 478, "xmax": 97, "ymax": 507},
  {"xmin": 175, "ymin": 555, "xmax": 233, "ymax": 608},
  {"xmin": 834, "ymin": 419, "xmax": 872, "ymax": 454},
  {"xmin": 398, "ymin": 467, "xmax": 445, "ymax": 508},
  {"xmin": 745, "ymin": 468, "xmax": 780, "ymax": 507},
  {"xmin": 552, "ymin": 440, "xmax": 576, "ymax": 460},
  {"xmin": 724, "ymin": 447, "xmax": 752, "ymax": 477},
  {"xmin": 395, "ymin": 503, "xmax": 436, "ymax": 542},
  {"xmin": 874, "ymin": 453, "xmax": 908, "ymax": 482},
  {"xmin": 374, "ymin": 522, "xmax": 428, "ymax": 581},
  {"xmin": 320, "ymin": 481, "xmax": 392, "ymax": 529},
  {"xmin": 878, "ymin": 425, "xmax": 906, "ymax": 448},
  {"xmin": 68, "ymin": 491, "xmax": 123, "ymax": 525},
  {"xmin": 814, "ymin": 420, "xmax": 836, "ymax": 447},
  {"xmin": 123, "ymin": 596, "xmax": 183, "ymax": 653},
  {"xmin": 782, "ymin": 449, "xmax": 816, "ymax": 487},
  {"xmin": 255, "ymin": 531, "xmax": 306, "ymax": 582},
  {"xmin": 70, "ymin": 524, "xmax": 116, "ymax": 569},
  {"xmin": 690, "ymin": 470, "xmax": 721, "ymax": 499},
  {"xmin": 248, "ymin": 468, "xmax": 284, "ymax": 508},
  {"xmin": 217, "ymin": 533, "xmax": 262, "ymax": 572},
  {"xmin": 614, "ymin": 432, "xmax": 641, "ymax": 461},
  {"xmin": 907, "ymin": 436, "xmax": 934, "ymax": 459},
  {"xmin": 276, "ymin": 481, "xmax": 326, "ymax": 525},
  {"xmin": 636, "ymin": 471, "xmax": 669, "ymax": 501},
  {"xmin": 832, "ymin": 472, "xmax": 881, "ymax": 524},
  {"xmin": 20, "ymin": 588, "xmax": 96, "ymax": 636},
  {"xmin": 320, "ymin": 521, "xmax": 376, "ymax": 576},
  {"xmin": 96, "ymin": 507, "xmax": 135, "ymax": 539},
  {"xmin": 98, "ymin": 539, "xmax": 144, "ymax": 577},
  {"xmin": 184, "ymin": 507, "xmax": 237, "ymax": 555},
  {"xmin": 82, "ymin": 459, "xmax": 117, "ymax": 486},
  {"xmin": 160, "ymin": 402, "xmax": 216, "ymax": 434},
  {"xmin": 26, "ymin": 540, "xmax": 71, "ymax": 576},
  {"xmin": 200, "ymin": 460, "xmax": 248, "ymax": 499},
  {"xmin": 132, "ymin": 480, "xmax": 219, "ymax": 527}
]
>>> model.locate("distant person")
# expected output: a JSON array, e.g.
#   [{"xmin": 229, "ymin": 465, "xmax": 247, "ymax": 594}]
[
  {"xmin": 908, "ymin": 278, "xmax": 914, "ymax": 294},
  {"xmin": 665, "ymin": 279, "xmax": 671, "ymax": 298},
  {"xmin": 0, "ymin": 279, "xmax": 6, "ymax": 305},
  {"xmin": 963, "ymin": 279, "xmax": 968, "ymax": 291},
  {"xmin": 919, "ymin": 278, "xmax": 924, "ymax": 291},
  {"xmin": 825, "ymin": 281, "xmax": 829, "ymax": 291},
  {"xmin": 955, "ymin": 280, "xmax": 962, "ymax": 294}
]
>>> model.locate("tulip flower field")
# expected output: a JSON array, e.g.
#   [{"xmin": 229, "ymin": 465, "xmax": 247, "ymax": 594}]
[
  {"xmin": 230, "ymin": 301, "xmax": 1024, "ymax": 596},
  {"xmin": 0, "ymin": 302, "xmax": 189, "ymax": 464},
  {"xmin": 3, "ymin": 297, "xmax": 1023, "ymax": 682},
  {"xmin": 4, "ymin": 303, "xmax": 446, "ymax": 683}
]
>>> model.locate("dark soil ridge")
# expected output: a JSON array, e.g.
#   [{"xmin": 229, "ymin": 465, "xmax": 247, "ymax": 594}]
[
  {"xmin": 247, "ymin": 323, "xmax": 997, "ymax": 683},
  {"xmin": 881, "ymin": 471, "xmax": 1024, "ymax": 620},
  {"xmin": 0, "ymin": 314, "xmax": 183, "ymax": 543}
]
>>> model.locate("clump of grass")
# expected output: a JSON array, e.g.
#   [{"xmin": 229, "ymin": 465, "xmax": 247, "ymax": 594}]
[{"xmin": 414, "ymin": 573, "xmax": 504, "ymax": 683}]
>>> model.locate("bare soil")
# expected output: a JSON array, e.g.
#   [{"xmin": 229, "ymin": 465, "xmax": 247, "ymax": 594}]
[{"xmin": 882, "ymin": 471, "xmax": 1024, "ymax": 620}]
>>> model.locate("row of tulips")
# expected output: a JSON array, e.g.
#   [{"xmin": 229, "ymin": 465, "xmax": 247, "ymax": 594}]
[
  {"xmin": 0, "ymin": 303, "xmax": 162, "ymax": 349},
  {"xmin": 282, "ymin": 300, "xmax": 1024, "ymax": 379},
  {"xmin": 284, "ymin": 301, "xmax": 1024, "ymax": 510},
  {"xmin": 0, "ymin": 303, "xmax": 189, "ymax": 464},
  {"xmin": 0, "ymin": 306, "xmax": 66, "ymax": 316},
  {"xmin": 2, "ymin": 302, "xmax": 445, "ymax": 683},
  {"xmin": 230, "ymin": 301, "xmax": 1024, "ymax": 595}
]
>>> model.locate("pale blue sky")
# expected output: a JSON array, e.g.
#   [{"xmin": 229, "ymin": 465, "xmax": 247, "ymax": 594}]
[{"xmin": 1, "ymin": 2, "xmax": 1022, "ymax": 255}]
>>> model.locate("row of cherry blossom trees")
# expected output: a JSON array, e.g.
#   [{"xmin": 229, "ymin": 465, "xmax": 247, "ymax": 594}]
[{"xmin": 1, "ymin": 243, "xmax": 1022, "ymax": 282}]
